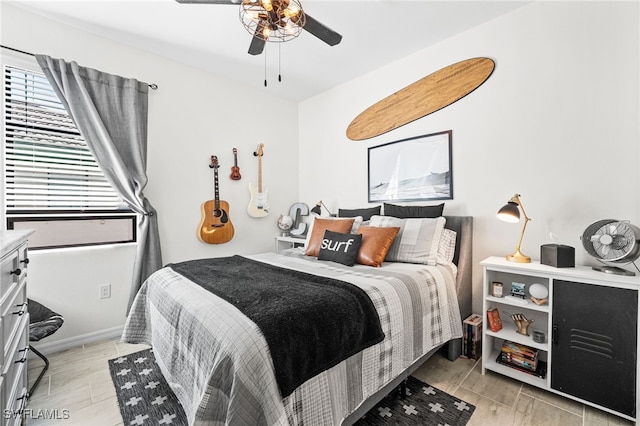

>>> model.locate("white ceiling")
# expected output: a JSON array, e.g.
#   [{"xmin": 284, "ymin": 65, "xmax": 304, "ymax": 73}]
[{"xmin": 7, "ymin": 0, "xmax": 530, "ymax": 101}]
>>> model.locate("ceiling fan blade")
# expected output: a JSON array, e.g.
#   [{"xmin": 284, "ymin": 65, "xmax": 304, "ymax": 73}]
[
  {"xmin": 248, "ymin": 21, "xmax": 267, "ymax": 55},
  {"xmin": 175, "ymin": 0, "xmax": 240, "ymax": 4},
  {"xmin": 302, "ymin": 14, "xmax": 342, "ymax": 46}
]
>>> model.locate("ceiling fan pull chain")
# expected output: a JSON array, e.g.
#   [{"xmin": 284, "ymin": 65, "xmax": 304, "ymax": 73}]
[
  {"xmin": 278, "ymin": 43, "xmax": 282, "ymax": 83},
  {"xmin": 264, "ymin": 47, "xmax": 267, "ymax": 87}
]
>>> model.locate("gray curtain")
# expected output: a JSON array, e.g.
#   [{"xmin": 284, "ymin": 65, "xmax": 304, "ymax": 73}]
[{"xmin": 36, "ymin": 55, "xmax": 162, "ymax": 312}]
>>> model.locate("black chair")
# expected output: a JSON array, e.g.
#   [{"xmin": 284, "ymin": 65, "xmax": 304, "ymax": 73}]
[{"xmin": 28, "ymin": 299, "xmax": 64, "ymax": 397}]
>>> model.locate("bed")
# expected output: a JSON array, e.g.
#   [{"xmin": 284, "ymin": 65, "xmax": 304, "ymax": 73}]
[{"xmin": 122, "ymin": 215, "xmax": 472, "ymax": 425}]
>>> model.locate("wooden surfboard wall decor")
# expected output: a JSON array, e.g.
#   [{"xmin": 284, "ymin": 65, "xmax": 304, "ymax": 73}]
[{"xmin": 346, "ymin": 57, "xmax": 495, "ymax": 141}]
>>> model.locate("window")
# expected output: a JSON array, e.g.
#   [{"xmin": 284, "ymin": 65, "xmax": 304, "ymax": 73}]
[{"xmin": 2, "ymin": 59, "xmax": 135, "ymax": 249}]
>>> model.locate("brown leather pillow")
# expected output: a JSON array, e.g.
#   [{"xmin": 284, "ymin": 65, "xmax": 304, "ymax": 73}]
[
  {"xmin": 305, "ymin": 217, "xmax": 355, "ymax": 257},
  {"xmin": 356, "ymin": 226, "xmax": 400, "ymax": 267}
]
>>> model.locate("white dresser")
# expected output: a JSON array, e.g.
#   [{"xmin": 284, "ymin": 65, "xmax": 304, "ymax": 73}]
[{"xmin": 0, "ymin": 230, "xmax": 32, "ymax": 425}]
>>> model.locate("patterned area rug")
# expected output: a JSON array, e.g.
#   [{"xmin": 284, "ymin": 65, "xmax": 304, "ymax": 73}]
[{"xmin": 108, "ymin": 348, "xmax": 475, "ymax": 426}]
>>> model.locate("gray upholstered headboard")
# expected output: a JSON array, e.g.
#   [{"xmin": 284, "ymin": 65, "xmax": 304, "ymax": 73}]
[
  {"xmin": 443, "ymin": 215, "xmax": 473, "ymax": 319},
  {"xmin": 443, "ymin": 216, "xmax": 473, "ymax": 359}
]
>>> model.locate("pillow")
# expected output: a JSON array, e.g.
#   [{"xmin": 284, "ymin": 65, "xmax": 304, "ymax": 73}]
[
  {"xmin": 317, "ymin": 230, "xmax": 363, "ymax": 266},
  {"xmin": 304, "ymin": 217, "xmax": 355, "ymax": 257},
  {"xmin": 305, "ymin": 214, "xmax": 363, "ymax": 241},
  {"xmin": 383, "ymin": 202, "xmax": 444, "ymax": 218},
  {"xmin": 437, "ymin": 228, "xmax": 457, "ymax": 265},
  {"xmin": 338, "ymin": 205, "xmax": 381, "ymax": 221},
  {"xmin": 356, "ymin": 226, "xmax": 400, "ymax": 267},
  {"xmin": 369, "ymin": 215, "xmax": 446, "ymax": 265}
]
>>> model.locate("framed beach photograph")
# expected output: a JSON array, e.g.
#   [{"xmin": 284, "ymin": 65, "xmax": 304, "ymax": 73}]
[{"xmin": 368, "ymin": 130, "xmax": 453, "ymax": 202}]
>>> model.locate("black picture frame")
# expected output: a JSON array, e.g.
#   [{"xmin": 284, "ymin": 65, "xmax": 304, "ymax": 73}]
[{"xmin": 367, "ymin": 130, "xmax": 453, "ymax": 203}]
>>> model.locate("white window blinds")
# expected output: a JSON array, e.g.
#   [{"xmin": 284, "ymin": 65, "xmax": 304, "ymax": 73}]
[{"xmin": 3, "ymin": 64, "xmax": 124, "ymax": 213}]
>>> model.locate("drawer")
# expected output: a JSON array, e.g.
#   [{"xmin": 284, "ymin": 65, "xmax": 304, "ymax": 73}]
[
  {"xmin": 4, "ymin": 362, "xmax": 26, "ymax": 426},
  {"xmin": 2, "ymin": 316, "xmax": 28, "ymax": 400},
  {"xmin": 0, "ymin": 375, "xmax": 4, "ymax": 426},
  {"xmin": 0, "ymin": 252, "xmax": 19, "ymax": 300},
  {"xmin": 0, "ymin": 283, "xmax": 27, "ymax": 366}
]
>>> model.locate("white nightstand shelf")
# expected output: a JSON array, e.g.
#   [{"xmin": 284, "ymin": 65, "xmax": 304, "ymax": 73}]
[
  {"xmin": 481, "ymin": 256, "xmax": 640, "ymax": 423},
  {"xmin": 274, "ymin": 236, "xmax": 305, "ymax": 253}
]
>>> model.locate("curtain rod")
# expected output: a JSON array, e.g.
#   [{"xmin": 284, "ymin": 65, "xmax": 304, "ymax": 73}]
[{"xmin": 1, "ymin": 45, "xmax": 158, "ymax": 90}]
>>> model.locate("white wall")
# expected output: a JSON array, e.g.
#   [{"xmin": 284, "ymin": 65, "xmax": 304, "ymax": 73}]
[
  {"xmin": 298, "ymin": 1, "xmax": 640, "ymax": 313},
  {"xmin": 1, "ymin": 3, "xmax": 300, "ymax": 348},
  {"xmin": 2, "ymin": 1, "xmax": 638, "ymax": 347}
]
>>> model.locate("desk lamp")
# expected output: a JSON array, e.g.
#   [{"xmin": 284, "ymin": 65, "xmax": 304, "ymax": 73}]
[{"xmin": 497, "ymin": 194, "xmax": 531, "ymax": 263}]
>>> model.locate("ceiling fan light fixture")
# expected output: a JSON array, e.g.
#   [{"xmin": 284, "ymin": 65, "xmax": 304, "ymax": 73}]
[
  {"xmin": 240, "ymin": 0, "xmax": 306, "ymax": 43},
  {"xmin": 260, "ymin": 0, "xmax": 273, "ymax": 11},
  {"xmin": 283, "ymin": 4, "xmax": 300, "ymax": 18}
]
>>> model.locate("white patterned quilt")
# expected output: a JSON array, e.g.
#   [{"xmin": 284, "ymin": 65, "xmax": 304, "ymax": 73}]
[{"xmin": 122, "ymin": 251, "xmax": 462, "ymax": 425}]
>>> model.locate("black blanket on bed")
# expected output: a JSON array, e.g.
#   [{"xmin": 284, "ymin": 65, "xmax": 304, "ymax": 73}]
[{"xmin": 168, "ymin": 255, "xmax": 385, "ymax": 397}]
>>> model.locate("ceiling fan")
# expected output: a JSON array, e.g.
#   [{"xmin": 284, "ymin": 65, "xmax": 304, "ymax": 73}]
[{"xmin": 175, "ymin": 0, "xmax": 342, "ymax": 56}]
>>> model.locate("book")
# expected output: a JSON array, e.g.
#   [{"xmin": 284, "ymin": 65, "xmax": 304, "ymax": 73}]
[
  {"xmin": 462, "ymin": 314, "xmax": 482, "ymax": 359},
  {"xmin": 501, "ymin": 352, "xmax": 537, "ymax": 371},
  {"xmin": 501, "ymin": 341, "xmax": 538, "ymax": 361},
  {"xmin": 500, "ymin": 340, "xmax": 539, "ymax": 372},
  {"xmin": 486, "ymin": 308, "xmax": 503, "ymax": 332},
  {"xmin": 496, "ymin": 352, "xmax": 547, "ymax": 379}
]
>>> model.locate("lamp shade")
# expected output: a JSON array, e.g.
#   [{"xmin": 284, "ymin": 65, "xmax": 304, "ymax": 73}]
[
  {"xmin": 497, "ymin": 201, "xmax": 520, "ymax": 223},
  {"xmin": 310, "ymin": 203, "xmax": 322, "ymax": 215}
]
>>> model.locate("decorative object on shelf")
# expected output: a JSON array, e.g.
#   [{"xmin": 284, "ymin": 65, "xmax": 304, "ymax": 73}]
[
  {"xmin": 532, "ymin": 330, "xmax": 546, "ymax": 344},
  {"xmin": 486, "ymin": 307, "xmax": 503, "ymax": 332},
  {"xmin": 310, "ymin": 200, "xmax": 334, "ymax": 216},
  {"xmin": 198, "ymin": 156, "xmax": 234, "ymax": 244},
  {"xmin": 510, "ymin": 282, "xmax": 526, "ymax": 299},
  {"xmin": 277, "ymin": 214, "xmax": 293, "ymax": 237},
  {"xmin": 497, "ymin": 193, "xmax": 531, "ymax": 263},
  {"xmin": 368, "ymin": 131, "xmax": 452, "ymax": 202},
  {"xmin": 288, "ymin": 202, "xmax": 309, "ymax": 237},
  {"xmin": 540, "ymin": 243, "xmax": 575, "ymax": 268},
  {"xmin": 346, "ymin": 57, "xmax": 495, "ymax": 141},
  {"xmin": 491, "ymin": 281, "xmax": 504, "ymax": 298},
  {"xmin": 230, "ymin": 148, "xmax": 241, "ymax": 180},
  {"xmin": 528, "ymin": 283, "xmax": 549, "ymax": 305},
  {"xmin": 511, "ymin": 313, "xmax": 534, "ymax": 336},
  {"xmin": 248, "ymin": 143, "xmax": 270, "ymax": 218},
  {"xmin": 581, "ymin": 219, "xmax": 640, "ymax": 276}
]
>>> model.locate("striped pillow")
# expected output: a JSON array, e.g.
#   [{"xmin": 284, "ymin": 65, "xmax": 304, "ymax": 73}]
[
  {"xmin": 369, "ymin": 215, "xmax": 446, "ymax": 265},
  {"xmin": 437, "ymin": 229, "xmax": 457, "ymax": 265}
]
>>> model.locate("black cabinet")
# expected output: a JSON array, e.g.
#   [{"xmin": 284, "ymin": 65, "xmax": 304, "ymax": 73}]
[{"xmin": 552, "ymin": 279, "xmax": 637, "ymax": 418}]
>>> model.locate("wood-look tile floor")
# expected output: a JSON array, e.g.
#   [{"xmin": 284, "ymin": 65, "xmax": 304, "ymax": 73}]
[{"xmin": 24, "ymin": 339, "xmax": 633, "ymax": 426}]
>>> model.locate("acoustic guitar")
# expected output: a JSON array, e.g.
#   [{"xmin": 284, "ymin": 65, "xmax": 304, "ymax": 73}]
[
  {"xmin": 197, "ymin": 156, "xmax": 234, "ymax": 244},
  {"xmin": 230, "ymin": 148, "xmax": 241, "ymax": 180},
  {"xmin": 247, "ymin": 143, "xmax": 270, "ymax": 218}
]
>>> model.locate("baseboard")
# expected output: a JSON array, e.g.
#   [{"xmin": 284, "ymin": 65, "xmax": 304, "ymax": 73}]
[{"xmin": 30, "ymin": 325, "xmax": 124, "ymax": 355}]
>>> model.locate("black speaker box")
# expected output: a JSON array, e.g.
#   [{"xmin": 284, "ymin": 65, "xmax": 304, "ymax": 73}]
[{"xmin": 540, "ymin": 244, "xmax": 575, "ymax": 268}]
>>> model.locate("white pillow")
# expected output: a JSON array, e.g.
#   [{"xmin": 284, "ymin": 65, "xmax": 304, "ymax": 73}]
[
  {"xmin": 437, "ymin": 228, "xmax": 457, "ymax": 265},
  {"xmin": 368, "ymin": 215, "xmax": 446, "ymax": 265},
  {"xmin": 304, "ymin": 214, "xmax": 363, "ymax": 247}
]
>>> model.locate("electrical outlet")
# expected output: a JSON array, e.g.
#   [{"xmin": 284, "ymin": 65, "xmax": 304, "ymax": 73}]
[{"xmin": 99, "ymin": 284, "xmax": 111, "ymax": 299}]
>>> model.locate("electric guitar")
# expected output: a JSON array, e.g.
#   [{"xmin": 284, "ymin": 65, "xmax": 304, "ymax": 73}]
[
  {"xmin": 197, "ymin": 156, "xmax": 234, "ymax": 244},
  {"xmin": 247, "ymin": 143, "xmax": 270, "ymax": 218},
  {"xmin": 230, "ymin": 148, "xmax": 241, "ymax": 180}
]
